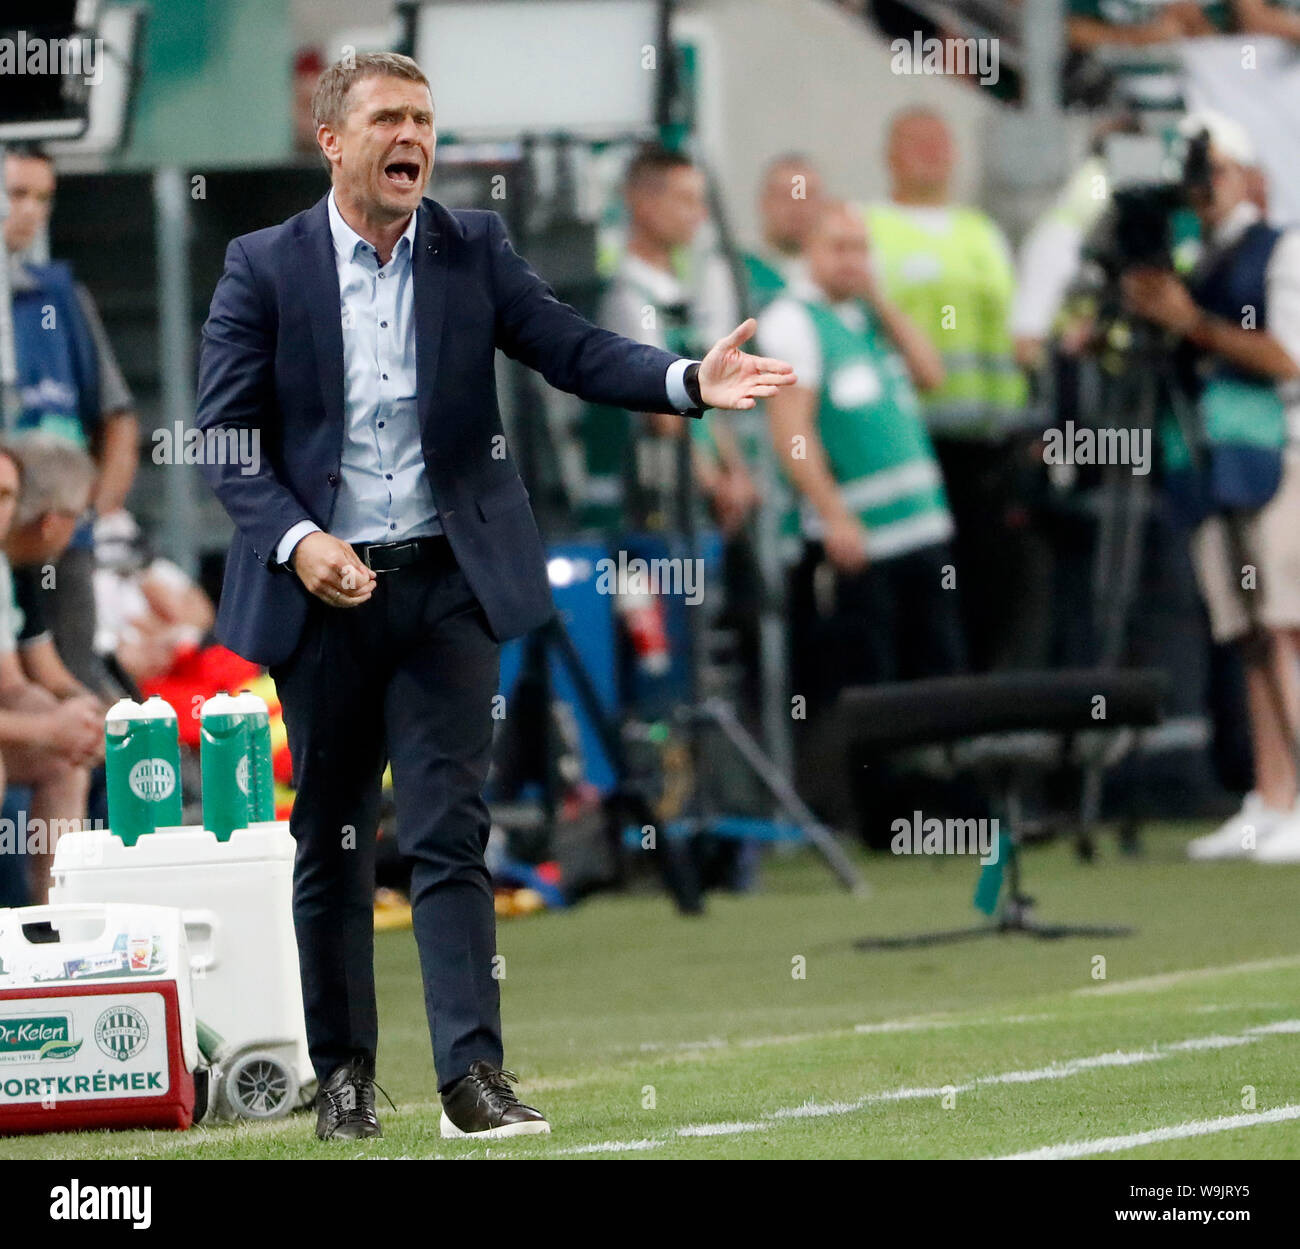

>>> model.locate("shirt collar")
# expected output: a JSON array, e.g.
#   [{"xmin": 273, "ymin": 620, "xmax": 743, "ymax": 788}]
[{"xmin": 327, "ymin": 188, "xmax": 418, "ymax": 265}]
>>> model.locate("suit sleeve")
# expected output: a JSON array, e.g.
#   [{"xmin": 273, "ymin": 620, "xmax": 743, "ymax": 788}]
[
  {"xmin": 487, "ymin": 212, "xmax": 700, "ymax": 415},
  {"xmin": 196, "ymin": 238, "xmax": 315, "ymax": 569}
]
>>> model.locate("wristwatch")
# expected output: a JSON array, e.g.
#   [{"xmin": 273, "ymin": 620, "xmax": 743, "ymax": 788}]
[{"xmin": 683, "ymin": 362, "xmax": 709, "ymax": 412}]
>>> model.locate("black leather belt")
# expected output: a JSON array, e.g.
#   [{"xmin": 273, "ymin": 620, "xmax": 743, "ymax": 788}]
[{"xmin": 354, "ymin": 535, "xmax": 449, "ymax": 573}]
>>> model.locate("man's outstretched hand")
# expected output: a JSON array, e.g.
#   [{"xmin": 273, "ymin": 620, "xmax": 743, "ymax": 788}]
[{"xmin": 698, "ymin": 318, "xmax": 796, "ymax": 410}]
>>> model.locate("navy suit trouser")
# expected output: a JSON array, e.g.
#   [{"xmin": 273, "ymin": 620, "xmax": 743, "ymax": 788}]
[{"xmin": 269, "ymin": 537, "xmax": 503, "ymax": 1091}]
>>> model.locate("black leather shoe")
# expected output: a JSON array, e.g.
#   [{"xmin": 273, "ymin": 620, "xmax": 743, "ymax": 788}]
[
  {"xmin": 315, "ymin": 1057, "xmax": 385, "ymax": 1141},
  {"xmin": 439, "ymin": 1061, "xmax": 551, "ymax": 1138}
]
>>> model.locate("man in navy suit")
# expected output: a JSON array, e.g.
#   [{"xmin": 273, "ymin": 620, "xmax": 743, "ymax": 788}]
[{"xmin": 196, "ymin": 52, "xmax": 794, "ymax": 1141}]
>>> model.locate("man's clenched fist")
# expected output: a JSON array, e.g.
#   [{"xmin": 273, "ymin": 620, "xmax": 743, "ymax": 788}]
[{"xmin": 291, "ymin": 531, "xmax": 377, "ymax": 607}]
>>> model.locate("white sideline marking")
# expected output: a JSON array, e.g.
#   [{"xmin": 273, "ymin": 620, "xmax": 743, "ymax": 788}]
[
  {"xmin": 88, "ymin": 1013, "xmax": 1300, "ymax": 1160},
  {"xmin": 561, "ymin": 1020, "xmax": 1300, "ymax": 1153},
  {"xmin": 639, "ymin": 1038, "xmax": 728, "ymax": 1053},
  {"xmin": 674, "ymin": 1029, "xmax": 1269, "ymax": 1138},
  {"xmin": 556, "ymin": 1138, "xmax": 663, "ymax": 1155},
  {"xmin": 997, "ymin": 1104, "xmax": 1300, "ymax": 1160},
  {"xmin": 1075, "ymin": 954, "xmax": 1300, "ymax": 997},
  {"xmin": 854, "ymin": 1018, "xmax": 962, "ymax": 1035},
  {"xmin": 1165, "ymin": 1035, "xmax": 1256, "ymax": 1052}
]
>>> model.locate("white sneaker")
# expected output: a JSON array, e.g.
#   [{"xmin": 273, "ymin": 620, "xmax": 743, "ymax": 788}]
[
  {"xmin": 1254, "ymin": 809, "xmax": 1300, "ymax": 863},
  {"xmin": 1187, "ymin": 793, "xmax": 1288, "ymax": 860}
]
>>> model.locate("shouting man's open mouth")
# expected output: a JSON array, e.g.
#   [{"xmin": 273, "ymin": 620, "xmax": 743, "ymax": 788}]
[{"xmin": 383, "ymin": 156, "xmax": 422, "ymax": 190}]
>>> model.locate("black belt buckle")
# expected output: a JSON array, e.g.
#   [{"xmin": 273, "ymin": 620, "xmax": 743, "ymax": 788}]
[{"xmin": 362, "ymin": 539, "xmax": 420, "ymax": 573}]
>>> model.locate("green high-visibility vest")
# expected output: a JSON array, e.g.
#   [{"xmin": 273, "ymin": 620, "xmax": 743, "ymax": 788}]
[
  {"xmin": 865, "ymin": 202, "xmax": 1029, "ymax": 440},
  {"xmin": 778, "ymin": 297, "xmax": 953, "ymax": 561}
]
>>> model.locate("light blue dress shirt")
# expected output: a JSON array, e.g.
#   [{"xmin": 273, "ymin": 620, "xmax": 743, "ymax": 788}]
[
  {"xmin": 275, "ymin": 190, "xmax": 441, "ymax": 564},
  {"xmin": 276, "ymin": 192, "xmax": 700, "ymax": 567}
]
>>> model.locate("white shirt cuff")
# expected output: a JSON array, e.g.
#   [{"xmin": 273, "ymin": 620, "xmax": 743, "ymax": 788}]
[
  {"xmin": 665, "ymin": 358, "xmax": 700, "ymax": 412},
  {"xmin": 275, "ymin": 520, "xmax": 322, "ymax": 567}
]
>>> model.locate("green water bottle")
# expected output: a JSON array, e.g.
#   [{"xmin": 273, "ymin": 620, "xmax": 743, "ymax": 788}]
[
  {"xmin": 104, "ymin": 695, "xmax": 184, "ymax": 846},
  {"xmin": 232, "ymin": 689, "xmax": 275, "ymax": 822},
  {"xmin": 200, "ymin": 692, "xmax": 250, "ymax": 843}
]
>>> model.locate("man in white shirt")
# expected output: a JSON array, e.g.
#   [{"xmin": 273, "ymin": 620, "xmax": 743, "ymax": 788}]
[{"xmin": 597, "ymin": 145, "xmax": 759, "ymax": 532}]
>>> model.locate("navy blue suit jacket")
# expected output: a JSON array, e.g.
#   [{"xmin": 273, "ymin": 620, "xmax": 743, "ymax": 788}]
[{"xmin": 196, "ymin": 194, "xmax": 694, "ymax": 667}]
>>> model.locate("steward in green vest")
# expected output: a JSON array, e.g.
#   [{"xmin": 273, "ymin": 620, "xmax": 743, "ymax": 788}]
[
  {"xmin": 864, "ymin": 201, "xmax": 1029, "ymax": 440},
  {"xmin": 761, "ymin": 202, "xmax": 965, "ymax": 714},
  {"xmin": 776, "ymin": 298, "xmax": 952, "ymax": 559}
]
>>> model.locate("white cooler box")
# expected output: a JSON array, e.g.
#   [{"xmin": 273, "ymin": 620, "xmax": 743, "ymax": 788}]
[
  {"xmin": 0, "ymin": 902, "xmax": 198, "ymax": 1134},
  {"xmin": 50, "ymin": 822, "xmax": 313, "ymax": 1119}
]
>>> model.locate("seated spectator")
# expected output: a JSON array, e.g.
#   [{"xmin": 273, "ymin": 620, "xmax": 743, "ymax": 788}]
[
  {"xmin": 5, "ymin": 435, "xmax": 107, "ymax": 706},
  {"xmin": 0, "ymin": 439, "xmax": 102, "ymax": 903}
]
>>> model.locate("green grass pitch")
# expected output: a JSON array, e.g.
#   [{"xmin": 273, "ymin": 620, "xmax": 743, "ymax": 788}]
[{"xmin": 4, "ymin": 823, "xmax": 1299, "ymax": 1160}]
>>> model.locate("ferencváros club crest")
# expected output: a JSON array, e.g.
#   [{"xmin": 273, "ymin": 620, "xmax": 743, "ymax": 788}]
[
  {"xmin": 94, "ymin": 1006, "xmax": 149, "ymax": 1062},
  {"xmin": 128, "ymin": 758, "xmax": 175, "ymax": 802}
]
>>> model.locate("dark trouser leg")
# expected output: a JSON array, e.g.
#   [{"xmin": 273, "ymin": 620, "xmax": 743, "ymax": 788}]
[
  {"xmin": 935, "ymin": 437, "xmax": 1053, "ymax": 673},
  {"xmin": 935, "ymin": 439, "xmax": 997, "ymax": 672},
  {"xmin": 893, "ymin": 544, "xmax": 968, "ymax": 680},
  {"xmin": 829, "ymin": 555, "xmax": 899, "ymax": 688},
  {"xmin": 271, "ymin": 598, "xmax": 388, "ymax": 1085},
  {"xmin": 381, "ymin": 557, "xmax": 503, "ymax": 1091},
  {"xmin": 787, "ymin": 543, "xmax": 827, "ymax": 718}
]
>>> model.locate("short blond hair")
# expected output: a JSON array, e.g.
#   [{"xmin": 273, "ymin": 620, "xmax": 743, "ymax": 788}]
[{"xmin": 310, "ymin": 51, "xmax": 431, "ymax": 133}]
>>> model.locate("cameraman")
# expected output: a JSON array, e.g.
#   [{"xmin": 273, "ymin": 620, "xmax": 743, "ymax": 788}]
[{"xmin": 1123, "ymin": 111, "xmax": 1300, "ymax": 863}]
